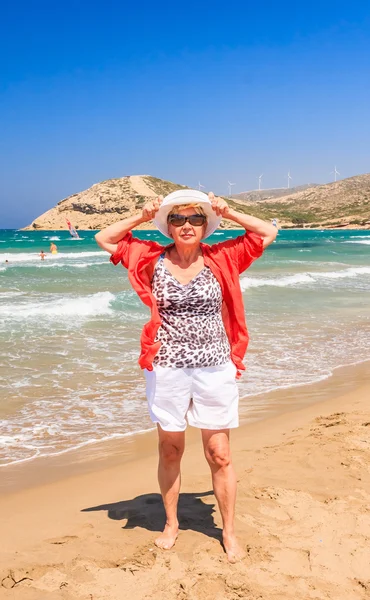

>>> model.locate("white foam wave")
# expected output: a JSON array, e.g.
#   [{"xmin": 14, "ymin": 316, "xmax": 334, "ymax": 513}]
[
  {"xmin": 0, "ymin": 427, "xmax": 154, "ymax": 468},
  {"xmin": 0, "ymin": 291, "xmax": 25, "ymax": 298},
  {"xmin": 345, "ymin": 240, "xmax": 370, "ymax": 245},
  {"xmin": 0, "ymin": 291, "xmax": 115, "ymax": 321},
  {"xmin": 241, "ymin": 273, "xmax": 314, "ymax": 289},
  {"xmin": 316, "ymin": 267, "xmax": 370, "ymax": 279},
  {"xmin": 34, "ymin": 260, "xmax": 105, "ymax": 269},
  {"xmin": 241, "ymin": 266, "xmax": 370, "ymax": 289},
  {"xmin": 0, "ymin": 250, "xmax": 105, "ymax": 263},
  {"xmin": 72, "ymin": 262, "xmax": 105, "ymax": 268},
  {"xmin": 349, "ymin": 235, "xmax": 370, "ymax": 239}
]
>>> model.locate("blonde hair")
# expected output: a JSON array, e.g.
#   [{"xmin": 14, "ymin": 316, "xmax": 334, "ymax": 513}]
[{"xmin": 168, "ymin": 204, "xmax": 206, "ymax": 218}]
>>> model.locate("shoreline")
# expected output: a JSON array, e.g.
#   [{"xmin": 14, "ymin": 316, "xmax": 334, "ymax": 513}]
[
  {"xmin": 1, "ymin": 359, "xmax": 369, "ymax": 496},
  {"xmin": 16, "ymin": 225, "xmax": 370, "ymax": 232},
  {"xmin": 0, "ymin": 360, "xmax": 369, "ymax": 598},
  {"xmin": 2, "ymin": 227, "xmax": 369, "ymax": 497}
]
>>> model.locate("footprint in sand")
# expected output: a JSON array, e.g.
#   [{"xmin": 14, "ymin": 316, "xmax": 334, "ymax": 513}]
[
  {"xmin": 47, "ymin": 535, "xmax": 79, "ymax": 545},
  {"xmin": 314, "ymin": 413, "xmax": 347, "ymax": 428}
]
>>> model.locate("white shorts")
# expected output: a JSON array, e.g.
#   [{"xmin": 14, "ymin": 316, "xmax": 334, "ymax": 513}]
[{"xmin": 144, "ymin": 360, "xmax": 239, "ymax": 432}]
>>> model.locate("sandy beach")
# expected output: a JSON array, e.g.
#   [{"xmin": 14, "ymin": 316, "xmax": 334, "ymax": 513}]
[
  {"xmin": 0, "ymin": 361, "xmax": 369, "ymax": 599},
  {"xmin": 3, "ymin": 1, "xmax": 370, "ymax": 597}
]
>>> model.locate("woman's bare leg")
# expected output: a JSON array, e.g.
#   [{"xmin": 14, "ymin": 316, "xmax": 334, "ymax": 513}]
[
  {"xmin": 155, "ymin": 425, "xmax": 185, "ymax": 549},
  {"xmin": 201, "ymin": 429, "xmax": 245, "ymax": 562}
]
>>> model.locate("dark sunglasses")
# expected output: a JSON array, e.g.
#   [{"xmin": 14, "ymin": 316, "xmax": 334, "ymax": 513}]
[{"xmin": 167, "ymin": 214, "xmax": 207, "ymax": 227}]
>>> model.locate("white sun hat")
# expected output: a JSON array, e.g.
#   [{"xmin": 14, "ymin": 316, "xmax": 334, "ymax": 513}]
[{"xmin": 153, "ymin": 189, "xmax": 222, "ymax": 239}]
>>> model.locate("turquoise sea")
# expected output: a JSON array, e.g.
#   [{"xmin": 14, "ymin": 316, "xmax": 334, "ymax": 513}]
[{"xmin": 0, "ymin": 228, "xmax": 369, "ymax": 468}]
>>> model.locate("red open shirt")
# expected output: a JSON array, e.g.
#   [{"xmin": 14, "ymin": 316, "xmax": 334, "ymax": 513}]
[{"xmin": 110, "ymin": 231, "xmax": 264, "ymax": 377}]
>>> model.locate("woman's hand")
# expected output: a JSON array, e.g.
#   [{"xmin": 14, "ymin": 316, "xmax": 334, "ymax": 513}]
[
  {"xmin": 96, "ymin": 195, "xmax": 163, "ymax": 254},
  {"xmin": 208, "ymin": 191, "xmax": 277, "ymax": 247},
  {"xmin": 142, "ymin": 196, "xmax": 163, "ymax": 222},
  {"xmin": 209, "ymin": 192, "xmax": 231, "ymax": 217}
]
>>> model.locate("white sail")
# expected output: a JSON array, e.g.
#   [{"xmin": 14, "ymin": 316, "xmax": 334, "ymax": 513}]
[{"xmin": 66, "ymin": 219, "xmax": 80, "ymax": 239}]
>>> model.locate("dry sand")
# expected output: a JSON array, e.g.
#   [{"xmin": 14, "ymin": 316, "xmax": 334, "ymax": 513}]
[{"xmin": 0, "ymin": 364, "xmax": 369, "ymax": 599}]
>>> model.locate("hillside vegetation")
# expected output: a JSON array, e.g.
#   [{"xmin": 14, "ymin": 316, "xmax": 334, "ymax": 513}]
[{"xmin": 230, "ymin": 174, "xmax": 370, "ymax": 228}]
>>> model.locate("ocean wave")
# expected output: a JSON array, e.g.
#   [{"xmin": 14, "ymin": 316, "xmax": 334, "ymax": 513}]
[
  {"xmin": 240, "ymin": 266, "xmax": 370, "ymax": 289},
  {"xmin": 0, "ymin": 291, "xmax": 25, "ymax": 298},
  {"xmin": 0, "ymin": 428, "xmax": 154, "ymax": 468},
  {"xmin": 241, "ymin": 273, "xmax": 313, "ymax": 288},
  {"xmin": 66, "ymin": 261, "xmax": 105, "ymax": 268},
  {"xmin": 345, "ymin": 240, "xmax": 370, "ymax": 245},
  {"xmin": 317, "ymin": 267, "xmax": 370, "ymax": 279},
  {"xmin": 240, "ymin": 356, "xmax": 370, "ymax": 401},
  {"xmin": 2, "ymin": 356, "xmax": 370, "ymax": 468},
  {"xmin": 0, "ymin": 291, "xmax": 115, "ymax": 321},
  {"xmin": 0, "ymin": 250, "xmax": 105, "ymax": 263},
  {"xmin": 282, "ymin": 260, "xmax": 350, "ymax": 266},
  {"xmin": 33, "ymin": 260, "xmax": 106, "ymax": 269}
]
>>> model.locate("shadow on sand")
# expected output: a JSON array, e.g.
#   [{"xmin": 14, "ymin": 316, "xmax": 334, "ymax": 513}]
[{"xmin": 82, "ymin": 490, "xmax": 221, "ymax": 541}]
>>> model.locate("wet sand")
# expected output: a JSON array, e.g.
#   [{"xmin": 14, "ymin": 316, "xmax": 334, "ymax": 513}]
[
  {"xmin": 2, "ymin": 361, "xmax": 368, "ymax": 494},
  {"xmin": 0, "ymin": 361, "xmax": 369, "ymax": 599}
]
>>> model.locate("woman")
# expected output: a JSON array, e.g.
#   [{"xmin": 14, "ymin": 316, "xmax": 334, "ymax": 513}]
[{"xmin": 95, "ymin": 190, "xmax": 277, "ymax": 562}]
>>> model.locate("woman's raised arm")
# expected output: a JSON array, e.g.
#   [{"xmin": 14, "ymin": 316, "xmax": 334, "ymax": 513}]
[
  {"xmin": 209, "ymin": 193, "xmax": 277, "ymax": 248},
  {"xmin": 95, "ymin": 196, "xmax": 162, "ymax": 254},
  {"xmin": 224, "ymin": 210, "xmax": 277, "ymax": 248}
]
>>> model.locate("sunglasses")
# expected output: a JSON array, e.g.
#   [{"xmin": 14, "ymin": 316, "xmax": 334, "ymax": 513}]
[{"xmin": 167, "ymin": 214, "xmax": 207, "ymax": 227}]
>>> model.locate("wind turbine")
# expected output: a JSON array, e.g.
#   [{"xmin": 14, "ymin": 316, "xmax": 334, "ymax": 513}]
[
  {"xmin": 287, "ymin": 171, "xmax": 292, "ymax": 189},
  {"xmin": 228, "ymin": 181, "xmax": 236, "ymax": 197},
  {"xmin": 258, "ymin": 174, "xmax": 263, "ymax": 191},
  {"xmin": 198, "ymin": 181, "xmax": 205, "ymax": 191},
  {"xmin": 331, "ymin": 166, "xmax": 340, "ymax": 182}
]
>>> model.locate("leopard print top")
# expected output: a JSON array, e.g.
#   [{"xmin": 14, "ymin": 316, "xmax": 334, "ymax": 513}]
[{"xmin": 152, "ymin": 255, "xmax": 231, "ymax": 368}]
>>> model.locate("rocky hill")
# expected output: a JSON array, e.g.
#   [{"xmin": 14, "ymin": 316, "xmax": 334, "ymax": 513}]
[
  {"xmin": 25, "ymin": 176, "xmax": 188, "ymax": 231},
  {"xmin": 24, "ymin": 173, "xmax": 370, "ymax": 230},
  {"xmin": 229, "ymin": 173, "xmax": 370, "ymax": 228},
  {"xmin": 233, "ymin": 184, "xmax": 320, "ymax": 202}
]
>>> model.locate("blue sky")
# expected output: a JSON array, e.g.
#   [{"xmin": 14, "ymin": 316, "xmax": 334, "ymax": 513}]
[{"xmin": 1, "ymin": 0, "xmax": 370, "ymax": 227}]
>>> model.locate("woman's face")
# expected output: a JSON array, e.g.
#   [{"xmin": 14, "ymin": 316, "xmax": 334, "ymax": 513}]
[{"xmin": 168, "ymin": 207, "xmax": 207, "ymax": 248}]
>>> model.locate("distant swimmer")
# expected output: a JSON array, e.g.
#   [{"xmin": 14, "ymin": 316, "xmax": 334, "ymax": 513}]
[
  {"xmin": 50, "ymin": 242, "xmax": 58, "ymax": 254},
  {"xmin": 39, "ymin": 251, "xmax": 46, "ymax": 261},
  {"xmin": 272, "ymin": 218, "xmax": 278, "ymax": 228}
]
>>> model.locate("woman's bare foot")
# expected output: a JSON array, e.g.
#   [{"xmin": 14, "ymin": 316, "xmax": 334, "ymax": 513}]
[
  {"xmin": 154, "ymin": 522, "xmax": 179, "ymax": 550},
  {"xmin": 222, "ymin": 532, "xmax": 246, "ymax": 563}
]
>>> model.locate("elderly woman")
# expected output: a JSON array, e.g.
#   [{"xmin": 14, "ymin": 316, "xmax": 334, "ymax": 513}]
[{"xmin": 95, "ymin": 190, "xmax": 277, "ymax": 562}]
